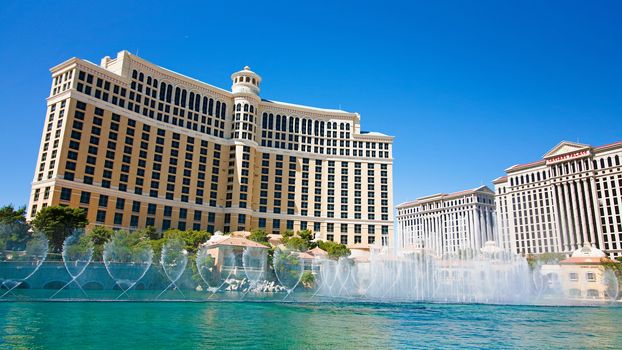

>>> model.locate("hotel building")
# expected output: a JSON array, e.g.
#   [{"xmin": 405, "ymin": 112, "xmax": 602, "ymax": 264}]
[
  {"xmin": 396, "ymin": 186, "xmax": 496, "ymax": 255},
  {"xmin": 27, "ymin": 50, "xmax": 394, "ymax": 247},
  {"xmin": 494, "ymin": 141, "xmax": 622, "ymax": 257}
]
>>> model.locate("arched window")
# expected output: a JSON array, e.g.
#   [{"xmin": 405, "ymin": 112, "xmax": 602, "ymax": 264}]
[
  {"xmin": 536, "ymin": 173, "xmax": 540, "ymax": 181},
  {"xmin": 578, "ymin": 162, "xmax": 582, "ymax": 172},
  {"xmin": 593, "ymin": 160, "xmax": 598, "ymax": 169},
  {"xmin": 340, "ymin": 123, "xmax": 344, "ymax": 130},
  {"xmin": 208, "ymin": 99, "xmax": 214, "ymax": 116},
  {"xmin": 215, "ymin": 101, "xmax": 221, "ymax": 118},
  {"xmin": 262, "ymin": 113, "xmax": 268, "ymax": 128},
  {"xmin": 189, "ymin": 92, "xmax": 195, "ymax": 110},
  {"xmin": 320, "ymin": 121, "xmax": 325, "ymax": 136},
  {"xmin": 289, "ymin": 117, "xmax": 294, "ymax": 132},
  {"xmin": 174, "ymin": 87, "xmax": 181, "ymax": 105},
  {"xmin": 159, "ymin": 82, "xmax": 166, "ymax": 101},
  {"xmin": 281, "ymin": 115, "xmax": 287, "ymax": 131},
  {"xmin": 202, "ymin": 97, "xmax": 208, "ymax": 114},
  {"xmin": 195, "ymin": 94, "xmax": 201, "ymax": 112},
  {"xmin": 250, "ymin": 105, "xmax": 254, "ymax": 113},
  {"xmin": 153, "ymin": 78, "xmax": 158, "ymax": 88},
  {"xmin": 333, "ymin": 122, "xmax": 337, "ymax": 129},
  {"xmin": 600, "ymin": 159, "xmax": 605, "ymax": 169},
  {"xmin": 346, "ymin": 123, "xmax": 350, "ymax": 130},
  {"xmin": 181, "ymin": 89, "xmax": 187, "ymax": 107},
  {"xmin": 166, "ymin": 85, "xmax": 172, "ymax": 103},
  {"xmin": 616, "ymin": 155, "xmax": 620, "ymax": 166},
  {"xmin": 295, "ymin": 118, "xmax": 300, "ymax": 133},
  {"xmin": 147, "ymin": 76, "xmax": 152, "ymax": 85},
  {"xmin": 542, "ymin": 171, "xmax": 547, "ymax": 180},
  {"xmin": 510, "ymin": 178, "xmax": 514, "ymax": 186},
  {"xmin": 301, "ymin": 119, "xmax": 307, "ymax": 134},
  {"xmin": 608, "ymin": 157, "xmax": 612, "ymax": 167},
  {"xmin": 236, "ymin": 104, "xmax": 241, "ymax": 112},
  {"xmin": 244, "ymin": 104, "xmax": 249, "ymax": 112},
  {"xmin": 268, "ymin": 114, "xmax": 274, "ymax": 129},
  {"xmin": 221, "ymin": 103, "xmax": 226, "ymax": 119},
  {"xmin": 138, "ymin": 72, "xmax": 144, "ymax": 82},
  {"xmin": 275, "ymin": 114, "xmax": 281, "ymax": 130},
  {"xmin": 132, "ymin": 70, "xmax": 138, "ymax": 79},
  {"xmin": 571, "ymin": 162, "xmax": 576, "ymax": 173}
]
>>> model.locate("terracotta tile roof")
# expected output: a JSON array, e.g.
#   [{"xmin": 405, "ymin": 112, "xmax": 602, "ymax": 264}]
[
  {"xmin": 205, "ymin": 236, "xmax": 268, "ymax": 249},
  {"xmin": 560, "ymin": 257, "xmax": 611, "ymax": 264},
  {"xmin": 594, "ymin": 140, "xmax": 622, "ymax": 150}
]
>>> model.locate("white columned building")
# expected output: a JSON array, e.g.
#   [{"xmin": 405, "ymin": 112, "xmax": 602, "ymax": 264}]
[
  {"xmin": 494, "ymin": 140, "xmax": 622, "ymax": 258},
  {"xmin": 396, "ymin": 186, "xmax": 496, "ymax": 256}
]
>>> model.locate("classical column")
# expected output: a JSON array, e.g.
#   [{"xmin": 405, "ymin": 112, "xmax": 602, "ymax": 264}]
[
  {"xmin": 555, "ymin": 184, "xmax": 569, "ymax": 251},
  {"xmin": 611, "ymin": 175, "xmax": 622, "ymax": 252},
  {"xmin": 549, "ymin": 186, "xmax": 562, "ymax": 252},
  {"xmin": 475, "ymin": 205, "xmax": 482, "ymax": 249},
  {"xmin": 582, "ymin": 179, "xmax": 596, "ymax": 246},
  {"xmin": 569, "ymin": 180, "xmax": 584, "ymax": 246},
  {"xmin": 590, "ymin": 177, "xmax": 605, "ymax": 249},
  {"xmin": 576, "ymin": 180, "xmax": 589, "ymax": 245},
  {"xmin": 563, "ymin": 182, "xmax": 577, "ymax": 250}
]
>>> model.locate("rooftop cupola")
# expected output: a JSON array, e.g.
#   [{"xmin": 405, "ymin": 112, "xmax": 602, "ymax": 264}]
[{"xmin": 231, "ymin": 65, "xmax": 261, "ymax": 96}]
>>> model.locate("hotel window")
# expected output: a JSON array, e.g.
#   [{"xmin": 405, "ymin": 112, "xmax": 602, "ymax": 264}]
[
  {"xmin": 60, "ymin": 188, "xmax": 72, "ymax": 201},
  {"xmin": 96, "ymin": 210, "xmax": 106, "ymax": 223},
  {"xmin": 80, "ymin": 192, "xmax": 91, "ymax": 204},
  {"xmin": 569, "ymin": 272, "xmax": 578, "ymax": 281}
]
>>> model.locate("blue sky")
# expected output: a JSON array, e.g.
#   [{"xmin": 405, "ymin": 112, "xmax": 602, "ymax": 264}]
[{"xmin": 0, "ymin": 1, "xmax": 620, "ymax": 208}]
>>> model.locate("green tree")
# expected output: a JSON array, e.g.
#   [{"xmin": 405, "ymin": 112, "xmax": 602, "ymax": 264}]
[
  {"xmin": 86, "ymin": 226, "xmax": 114, "ymax": 261},
  {"xmin": 285, "ymin": 236, "xmax": 308, "ymax": 252},
  {"xmin": 0, "ymin": 205, "xmax": 27, "ymax": 226},
  {"xmin": 31, "ymin": 206, "xmax": 88, "ymax": 253},
  {"xmin": 163, "ymin": 229, "xmax": 211, "ymax": 254},
  {"xmin": 248, "ymin": 229, "xmax": 270, "ymax": 247},
  {"xmin": 103, "ymin": 230, "xmax": 152, "ymax": 263},
  {"xmin": 142, "ymin": 226, "xmax": 160, "ymax": 240},
  {"xmin": 298, "ymin": 229, "xmax": 313, "ymax": 241},
  {"xmin": 317, "ymin": 240, "xmax": 351, "ymax": 260},
  {"xmin": 0, "ymin": 205, "xmax": 30, "ymax": 251},
  {"xmin": 300, "ymin": 271, "xmax": 315, "ymax": 289}
]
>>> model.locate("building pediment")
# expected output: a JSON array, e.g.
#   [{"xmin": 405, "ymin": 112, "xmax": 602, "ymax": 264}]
[
  {"xmin": 543, "ymin": 141, "xmax": 591, "ymax": 160},
  {"xmin": 473, "ymin": 185, "xmax": 495, "ymax": 195}
]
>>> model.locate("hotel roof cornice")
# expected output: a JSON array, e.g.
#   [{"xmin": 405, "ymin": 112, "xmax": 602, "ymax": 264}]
[
  {"xmin": 49, "ymin": 50, "xmax": 393, "ymax": 137},
  {"xmin": 504, "ymin": 140, "xmax": 622, "ymax": 174},
  {"xmin": 396, "ymin": 185, "xmax": 494, "ymax": 208}
]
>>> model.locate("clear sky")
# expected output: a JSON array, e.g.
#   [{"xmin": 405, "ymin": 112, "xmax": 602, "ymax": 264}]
[{"xmin": 0, "ymin": 0, "xmax": 620, "ymax": 209}]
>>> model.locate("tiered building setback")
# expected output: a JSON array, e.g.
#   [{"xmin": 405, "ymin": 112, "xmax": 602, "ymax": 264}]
[
  {"xmin": 27, "ymin": 51, "xmax": 394, "ymax": 247},
  {"xmin": 494, "ymin": 141, "xmax": 622, "ymax": 257},
  {"xmin": 396, "ymin": 186, "xmax": 496, "ymax": 255}
]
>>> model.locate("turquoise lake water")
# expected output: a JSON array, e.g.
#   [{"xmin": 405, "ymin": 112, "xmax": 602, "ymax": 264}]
[{"xmin": 0, "ymin": 301, "xmax": 620, "ymax": 349}]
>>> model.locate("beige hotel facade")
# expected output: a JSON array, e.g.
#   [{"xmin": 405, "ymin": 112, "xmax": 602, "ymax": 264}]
[
  {"xmin": 27, "ymin": 50, "xmax": 394, "ymax": 247},
  {"xmin": 494, "ymin": 141, "xmax": 622, "ymax": 257}
]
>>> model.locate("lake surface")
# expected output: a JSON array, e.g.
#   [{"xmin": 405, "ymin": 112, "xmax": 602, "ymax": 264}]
[{"xmin": 0, "ymin": 301, "xmax": 620, "ymax": 349}]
